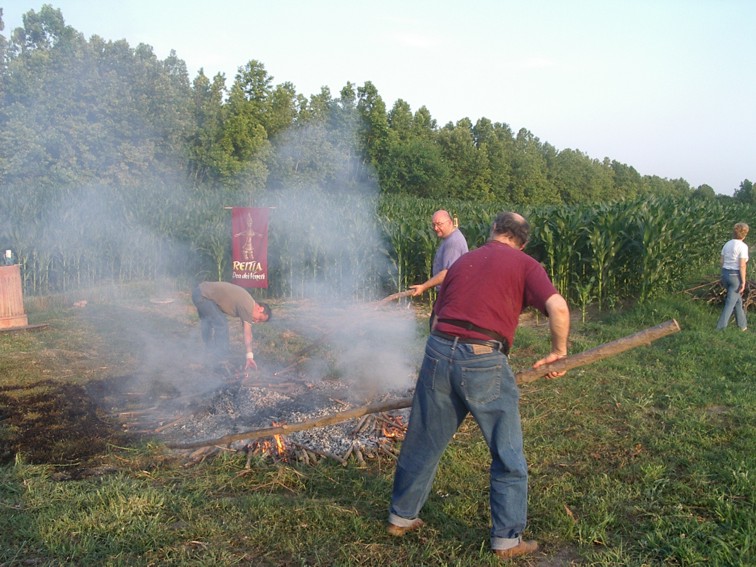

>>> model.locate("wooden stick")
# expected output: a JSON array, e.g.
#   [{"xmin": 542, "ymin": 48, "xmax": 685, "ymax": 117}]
[
  {"xmin": 376, "ymin": 289, "xmax": 414, "ymax": 304},
  {"xmin": 354, "ymin": 446, "xmax": 366, "ymax": 466},
  {"xmin": 166, "ymin": 319, "xmax": 680, "ymax": 450}
]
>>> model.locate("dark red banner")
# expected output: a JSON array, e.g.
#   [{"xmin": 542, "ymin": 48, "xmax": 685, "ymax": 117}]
[{"xmin": 231, "ymin": 207, "xmax": 269, "ymax": 288}]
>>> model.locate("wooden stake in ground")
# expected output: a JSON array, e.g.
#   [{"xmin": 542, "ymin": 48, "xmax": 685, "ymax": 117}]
[{"xmin": 167, "ymin": 319, "xmax": 680, "ymax": 450}]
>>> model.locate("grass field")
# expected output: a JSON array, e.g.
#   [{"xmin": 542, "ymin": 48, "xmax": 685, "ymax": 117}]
[{"xmin": 0, "ymin": 284, "xmax": 753, "ymax": 566}]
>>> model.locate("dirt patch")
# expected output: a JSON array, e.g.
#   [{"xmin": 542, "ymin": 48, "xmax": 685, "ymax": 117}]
[{"xmin": 536, "ymin": 545, "xmax": 585, "ymax": 566}]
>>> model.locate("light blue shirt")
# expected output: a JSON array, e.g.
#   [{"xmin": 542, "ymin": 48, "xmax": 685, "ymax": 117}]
[{"xmin": 432, "ymin": 229, "xmax": 469, "ymax": 287}]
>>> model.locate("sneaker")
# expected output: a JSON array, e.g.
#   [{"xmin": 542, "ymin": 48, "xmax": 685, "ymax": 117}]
[
  {"xmin": 492, "ymin": 539, "xmax": 539, "ymax": 559},
  {"xmin": 386, "ymin": 518, "xmax": 424, "ymax": 536}
]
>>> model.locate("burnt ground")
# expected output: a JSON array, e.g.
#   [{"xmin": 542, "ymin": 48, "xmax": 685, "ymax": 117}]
[
  {"xmin": 0, "ymin": 295, "xmax": 419, "ymax": 472},
  {"xmin": 0, "ymin": 375, "xmax": 140, "ymax": 469},
  {"xmin": 0, "ymin": 362, "xmax": 406, "ymax": 464}
]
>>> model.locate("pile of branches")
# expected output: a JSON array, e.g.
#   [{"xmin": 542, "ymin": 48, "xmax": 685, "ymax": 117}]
[{"xmin": 683, "ymin": 277, "xmax": 756, "ymax": 311}]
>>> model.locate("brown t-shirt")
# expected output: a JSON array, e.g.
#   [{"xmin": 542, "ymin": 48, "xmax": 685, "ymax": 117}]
[{"xmin": 198, "ymin": 282, "xmax": 257, "ymax": 324}]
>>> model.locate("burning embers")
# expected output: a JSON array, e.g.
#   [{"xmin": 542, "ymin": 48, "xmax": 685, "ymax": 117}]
[
  {"xmin": 378, "ymin": 414, "xmax": 406, "ymax": 439},
  {"xmin": 237, "ymin": 411, "xmax": 407, "ymax": 468},
  {"xmin": 246, "ymin": 422, "xmax": 288, "ymax": 462}
]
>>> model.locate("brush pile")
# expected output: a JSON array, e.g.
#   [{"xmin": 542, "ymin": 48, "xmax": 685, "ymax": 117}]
[{"xmin": 683, "ymin": 277, "xmax": 755, "ymax": 311}]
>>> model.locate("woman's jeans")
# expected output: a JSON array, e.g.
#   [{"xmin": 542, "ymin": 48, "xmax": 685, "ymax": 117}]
[
  {"xmin": 717, "ymin": 269, "xmax": 747, "ymax": 330},
  {"xmin": 389, "ymin": 334, "xmax": 527, "ymax": 550},
  {"xmin": 191, "ymin": 286, "xmax": 230, "ymax": 360}
]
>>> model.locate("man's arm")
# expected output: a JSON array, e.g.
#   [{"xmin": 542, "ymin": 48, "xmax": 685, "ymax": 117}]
[
  {"xmin": 409, "ymin": 269, "xmax": 448, "ymax": 296},
  {"xmin": 739, "ymin": 258, "xmax": 747, "ymax": 293},
  {"xmin": 243, "ymin": 321, "xmax": 257, "ymax": 370},
  {"xmin": 532, "ymin": 293, "xmax": 570, "ymax": 378}
]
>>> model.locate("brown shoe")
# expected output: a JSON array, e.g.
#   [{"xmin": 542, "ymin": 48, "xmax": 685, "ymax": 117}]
[
  {"xmin": 386, "ymin": 518, "xmax": 424, "ymax": 536},
  {"xmin": 493, "ymin": 539, "xmax": 538, "ymax": 559}
]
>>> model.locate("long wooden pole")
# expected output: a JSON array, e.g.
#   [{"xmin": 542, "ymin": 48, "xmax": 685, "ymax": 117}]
[
  {"xmin": 167, "ymin": 319, "xmax": 680, "ymax": 450},
  {"xmin": 515, "ymin": 318, "xmax": 680, "ymax": 384}
]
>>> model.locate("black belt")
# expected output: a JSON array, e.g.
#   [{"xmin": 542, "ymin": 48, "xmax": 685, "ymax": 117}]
[{"xmin": 431, "ymin": 330, "xmax": 509, "ymax": 355}]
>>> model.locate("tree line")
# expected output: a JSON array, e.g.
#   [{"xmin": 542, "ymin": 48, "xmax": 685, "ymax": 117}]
[
  {"xmin": 3, "ymin": 5, "xmax": 752, "ymax": 205},
  {"xmin": 1, "ymin": 6, "xmax": 754, "ymax": 302}
]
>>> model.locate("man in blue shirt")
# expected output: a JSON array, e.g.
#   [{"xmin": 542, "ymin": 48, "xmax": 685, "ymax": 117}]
[{"xmin": 409, "ymin": 210, "xmax": 468, "ymax": 297}]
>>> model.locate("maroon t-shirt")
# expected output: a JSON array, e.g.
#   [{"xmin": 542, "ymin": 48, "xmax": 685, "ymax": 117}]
[{"xmin": 434, "ymin": 240, "xmax": 558, "ymax": 347}]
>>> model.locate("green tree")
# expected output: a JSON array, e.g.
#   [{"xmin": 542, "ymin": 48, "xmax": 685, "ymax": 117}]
[
  {"xmin": 692, "ymin": 184, "xmax": 716, "ymax": 200},
  {"xmin": 1, "ymin": 7, "xmax": 192, "ymax": 188},
  {"xmin": 379, "ymin": 136, "xmax": 448, "ymax": 196},
  {"xmin": 186, "ymin": 69, "xmax": 227, "ymax": 185},
  {"xmin": 550, "ymin": 148, "xmax": 614, "ymax": 204},
  {"xmin": 0, "ymin": 9, "xmax": 7, "ymax": 92},
  {"xmin": 473, "ymin": 119, "xmax": 514, "ymax": 201},
  {"xmin": 412, "ymin": 106, "xmax": 437, "ymax": 137},
  {"xmin": 10, "ymin": 4, "xmax": 73, "ymax": 51},
  {"xmin": 387, "ymin": 99, "xmax": 414, "ymax": 139},
  {"xmin": 265, "ymin": 81, "xmax": 298, "ymax": 138},
  {"xmin": 356, "ymin": 81, "xmax": 389, "ymax": 178},
  {"xmin": 220, "ymin": 61, "xmax": 275, "ymax": 191},
  {"xmin": 300, "ymin": 86, "xmax": 333, "ymax": 124},
  {"xmin": 609, "ymin": 159, "xmax": 643, "ymax": 199},
  {"xmin": 377, "ymin": 100, "xmax": 448, "ymax": 196},
  {"xmin": 510, "ymin": 128, "xmax": 558, "ymax": 204},
  {"xmin": 733, "ymin": 179, "xmax": 755, "ymax": 204},
  {"xmin": 437, "ymin": 118, "xmax": 493, "ymax": 200}
]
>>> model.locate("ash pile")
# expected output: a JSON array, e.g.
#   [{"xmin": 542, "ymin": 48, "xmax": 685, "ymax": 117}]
[
  {"xmin": 150, "ymin": 300, "xmax": 422, "ymax": 465},
  {"xmin": 158, "ymin": 376, "xmax": 414, "ymax": 466}
]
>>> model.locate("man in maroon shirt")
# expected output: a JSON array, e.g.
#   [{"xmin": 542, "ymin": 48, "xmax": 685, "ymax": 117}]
[{"xmin": 387, "ymin": 211, "xmax": 570, "ymax": 560}]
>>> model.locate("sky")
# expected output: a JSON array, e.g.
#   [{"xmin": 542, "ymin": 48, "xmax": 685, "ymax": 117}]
[{"xmin": 3, "ymin": 0, "xmax": 754, "ymax": 195}]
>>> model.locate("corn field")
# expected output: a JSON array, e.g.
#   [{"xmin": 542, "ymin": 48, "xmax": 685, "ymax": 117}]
[
  {"xmin": 378, "ymin": 195, "xmax": 753, "ymax": 312},
  {"xmin": 1, "ymin": 184, "xmax": 752, "ymax": 310}
]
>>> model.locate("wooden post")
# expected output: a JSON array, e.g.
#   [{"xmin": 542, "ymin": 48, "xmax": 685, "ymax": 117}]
[{"xmin": 0, "ymin": 265, "xmax": 29, "ymax": 329}]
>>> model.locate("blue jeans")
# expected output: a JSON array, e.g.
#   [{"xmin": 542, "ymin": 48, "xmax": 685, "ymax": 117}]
[
  {"xmin": 389, "ymin": 334, "xmax": 528, "ymax": 550},
  {"xmin": 717, "ymin": 269, "xmax": 747, "ymax": 330},
  {"xmin": 192, "ymin": 286, "xmax": 230, "ymax": 360}
]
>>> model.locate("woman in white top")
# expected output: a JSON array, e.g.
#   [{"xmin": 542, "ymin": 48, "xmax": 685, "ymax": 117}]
[{"xmin": 717, "ymin": 222, "xmax": 750, "ymax": 331}]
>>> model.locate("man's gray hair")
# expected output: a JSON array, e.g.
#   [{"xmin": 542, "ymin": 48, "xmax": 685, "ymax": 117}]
[{"xmin": 491, "ymin": 212, "xmax": 530, "ymax": 246}]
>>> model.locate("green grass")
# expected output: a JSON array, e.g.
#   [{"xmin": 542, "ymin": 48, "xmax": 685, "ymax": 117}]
[{"xmin": 0, "ymin": 287, "xmax": 753, "ymax": 566}]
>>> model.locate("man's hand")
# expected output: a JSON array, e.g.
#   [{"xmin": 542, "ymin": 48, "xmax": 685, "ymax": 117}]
[
  {"xmin": 245, "ymin": 352, "xmax": 257, "ymax": 371},
  {"xmin": 532, "ymin": 351, "xmax": 567, "ymax": 379},
  {"xmin": 409, "ymin": 284, "xmax": 425, "ymax": 297}
]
